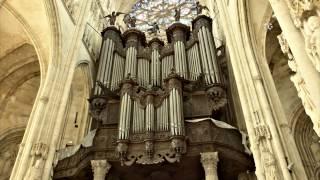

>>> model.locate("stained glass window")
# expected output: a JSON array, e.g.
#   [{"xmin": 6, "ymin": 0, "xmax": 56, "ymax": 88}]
[{"xmin": 130, "ymin": 0, "xmax": 197, "ymax": 40}]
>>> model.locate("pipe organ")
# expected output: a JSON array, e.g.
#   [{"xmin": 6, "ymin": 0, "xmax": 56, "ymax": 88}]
[
  {"xmin": 54, "ymin": 15, "xmax": 254, "ymax": 180},
  {"xmin": 90, "ymin": 15, "xmax": 227, "ymax": 165}
]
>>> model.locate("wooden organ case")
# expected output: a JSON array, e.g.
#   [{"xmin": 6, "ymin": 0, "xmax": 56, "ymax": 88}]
[{"xmin": 54, "ymin": 15, "xmax": 254, "ymax": 180}]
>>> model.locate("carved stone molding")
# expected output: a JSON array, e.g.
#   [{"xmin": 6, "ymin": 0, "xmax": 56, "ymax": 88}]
[
  {"xmin": 277, "ymin": 32, "xmax": 320, "ymax": 135},
  {"xmin": 31, "ymin": 142, "xmax": 49, "ymax": 159},
  {"xmin": 284, "ymin": 1, "xmax": 320, "ymax": 72},
  {"xmin": 254, "ymin": 125, "xmax": 271, "ymax": 140}
]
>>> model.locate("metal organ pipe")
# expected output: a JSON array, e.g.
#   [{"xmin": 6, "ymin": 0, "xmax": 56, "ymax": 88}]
[
  {"xmin": 95, "ymin": 40, "xmax": 106, "ymax": 94},
  {"xmin": 104, "ymin": 40, "xmax": 115, "ymax": 88},
  {"xmin": 198, "ymin": 30, "xmax": 210, "ymax": 84},
  {"xmin": 194, "ymin": 43, "xmax": 202, "ymax": 78},
  {"xmin": 201, "ymin": 27, "xmax": 216, "ymax": 84},
  {"xmin": 199, "ymin": 27, "xmax": 214, "ymax": 84},
  {"xmin": 205, "ymin": 28, "xmax": 221, "ymax": 83},
  {"xmin": 133, "ymin": 101, "xmax": 144, "ymax": 133},
  {"xmin": 145, "ymin": 102, "xmax": 155, "ymax": 132},
  {"xmin": 174, "ymin": 43, "xmax": 180, "ymax": 76}
]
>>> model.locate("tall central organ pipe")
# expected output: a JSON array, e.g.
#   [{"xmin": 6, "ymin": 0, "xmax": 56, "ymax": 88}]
[
  {"xmin": 149, "ymin": 38, "xmax": 163, "ymax": 86},
  {"xmin": 167, "ymin": 23, "xmax": 190, "ymax": 79}
]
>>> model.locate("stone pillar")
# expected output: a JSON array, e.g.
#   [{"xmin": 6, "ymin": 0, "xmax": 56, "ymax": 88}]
[
  {"xmin": 9, "ymin": 0, "xmax": 94, "ymax": 179},
  {"xmin": 214, "ymin": 1, "xmax": 298, "ymax": 179},
  {"xmin": 268, "ymin": 0, "xmax": 320, "ymax": 135},
  {"xmin": 91, "ymin": 160, "xmax": 111, "ymax": 180},
  {"xmin": 200, "ymin": 152, "xmax": 219, "ymax": 180}
]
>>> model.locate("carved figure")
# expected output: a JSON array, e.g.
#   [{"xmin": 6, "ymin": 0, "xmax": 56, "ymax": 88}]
[
  {"xmin": 206, "ymin": 86, "xmax": 227, "ymax": 111},
  {"xmin": 310, "ymin": 134, "xmax": 320, "ymax": 162},
  {"xmin": 145, "ymin": 141, "xmax": 154, "ymax": 159},
  {"xmin": 103, "ymin": 11, "xmax": 124, "ymax": 26},
  {"xmin": 305, "ymin": 15, "xmax": 320, "ymax": 71},
  {"xmin": 174, "ymin": 8, "xmax": 181, "ymax": 21},
  {"xmin": 262, "ymin": 150, "xmax": 280, "ymax": 180},
  {"xmin": 195, "ymin": 1, "xmax": 209, "ymax": 15},
  {"xmin": 116, "ymin": 142, "xmax": 128, "ymax": 166},
  {"xmin": 123, "ymin": 14, "xmax": 136, "ymax": 28}
]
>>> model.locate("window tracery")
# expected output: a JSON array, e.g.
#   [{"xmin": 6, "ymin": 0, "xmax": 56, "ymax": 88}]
[{"xmin": 130, "ymin": 0, "xmax": 198, "ymax": 40}]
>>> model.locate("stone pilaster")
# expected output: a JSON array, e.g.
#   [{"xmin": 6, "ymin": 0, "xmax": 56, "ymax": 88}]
[
  {"xmin": 200, "ymin": 152, "xmax": 219, "ymax": 180},
  {"xmin": 91, "ymin": 160, "xmax": 111, "ymax": 180}
]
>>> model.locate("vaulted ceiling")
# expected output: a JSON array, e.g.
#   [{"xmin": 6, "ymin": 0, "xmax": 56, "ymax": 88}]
[{"xmin": 0, "ymin": 3, "xmax": 40, "ymax": 137}]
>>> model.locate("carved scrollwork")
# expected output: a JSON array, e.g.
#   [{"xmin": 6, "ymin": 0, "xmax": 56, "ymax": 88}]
[{"xmin": 131, "ymin": 86, "xmax": 169, "ymax": 108}]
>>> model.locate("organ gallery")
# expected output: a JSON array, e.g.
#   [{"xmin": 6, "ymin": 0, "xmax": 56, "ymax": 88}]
[{"xmin": 53, "ymin": 13, "xmax": 254, "ymax": 180}]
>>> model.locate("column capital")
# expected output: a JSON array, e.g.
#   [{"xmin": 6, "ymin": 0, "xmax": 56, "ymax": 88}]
[
  {"xmin": 91, "ymin": 160, "xmax": 111, "ymax": 180},
  {"xmin": 200, "ymin": 152, "xmax": 219, "ymax": 167},
  {"xmin": 200, "ymin": 152, "xmax": 219, "ymax": 180}
]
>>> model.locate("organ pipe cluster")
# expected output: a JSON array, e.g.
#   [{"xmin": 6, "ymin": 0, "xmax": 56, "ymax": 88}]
[{"xmin": 90, "ymin": 15, "xmax": 224, "ymax": 165}]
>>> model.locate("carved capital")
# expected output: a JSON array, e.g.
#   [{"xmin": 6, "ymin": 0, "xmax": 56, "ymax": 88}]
[
  {"xmin": 91, "ymin": 160, "xmax": 111, "ymax": 180},
  {"xmin": 200, "ymin": 152, "xmax": 219, "ymax": 180}
]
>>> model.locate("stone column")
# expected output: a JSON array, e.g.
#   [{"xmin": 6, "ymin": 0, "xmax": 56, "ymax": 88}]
[
  {"xmin": 200, "ymin": 152, "xmax": 219, "ymax": 180},
  {"xmin": 268, "ymin": 0, "xmax": 320, "ymax": 133},
  {"xmin": 91, "ymin": 160, "xmax": 111, "ymax": 180}
]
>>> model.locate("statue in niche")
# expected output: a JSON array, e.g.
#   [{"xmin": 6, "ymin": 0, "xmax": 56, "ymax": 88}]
[
  {"xmin": 123, "ymin": 14, "xmax": 136, "ymax": 28},
  {"xmin": 0, "ymin": 144, "xmax": 19, "ymax": 180},
  {"xmin": 305, "ymin": 15, "xmax": 320, "ymax": 71},
  {"xmin": 0, "ymin": 151, "xmax": 14, "ymax": 179},
  {"xmin": 24, "ymin": 157, "xmax": 45, "ymax": 180},
  {"xmin": 102, "ymin": 11, "xmax": 124, "ymax": 26},
  {"xmin": 174, "ymin": 8, "xmax": 181, "ymax": 21},
  {"xmin": 310, "ymin": 134, "xmax": 320, "ymax": 163},
  {"xmin": 195, "ymin": 1, "xmax": 209, "ymax": 15},
  {"xmin": 261, "ymin": 149, "xmax": 280, "ymax": 180}
]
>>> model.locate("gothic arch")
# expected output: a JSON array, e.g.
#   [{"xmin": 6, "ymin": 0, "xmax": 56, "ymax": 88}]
[
  {"xmin": 59, "ymin": 62, "xmax": 93, "ymax": 148},
  {"xmin": 292, "ymin": 106, "xmax": 320, "ymax": 180},
  {"xmin": 0, "ymin": 128, "xmax": 25, "ymax": 180}
]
